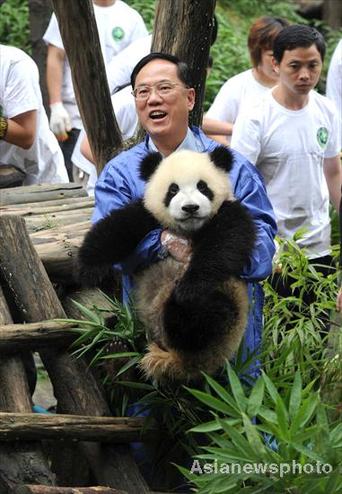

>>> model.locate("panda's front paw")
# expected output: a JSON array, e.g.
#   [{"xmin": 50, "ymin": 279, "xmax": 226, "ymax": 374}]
[{"xmin": 74, "ymin": 257, "xmax": 114, "ymax": 287}]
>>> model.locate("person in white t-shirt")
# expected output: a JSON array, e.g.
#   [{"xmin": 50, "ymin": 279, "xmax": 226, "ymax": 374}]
[
  {"xmin": 326, "ymin": 39, "xmax": 342, "ymax": 149},
  {"xmin": 231, "ymin": 25, "xmax": 341, "ymax": 303},
  {"xmin": 106, "ymin": 34, "xmax": 152, "ymax": 93},
  {"xmin": 0, "ymin": 44, "xmax": 68, "ymax": 186},
  {"xmin": 43, "ymin": 0, "xmax": 147, "ymax": 179},
  {"xmin": 71, "ymin": 84, "xmax": 138, "ymax": 196},
  {"xmin": 203, "ymin": 16, "xmax": 289, "ymax": 144}
]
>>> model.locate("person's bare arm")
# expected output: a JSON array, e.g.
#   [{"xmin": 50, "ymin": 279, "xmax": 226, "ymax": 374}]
[
  {"xmin": 3, "ymin": 110, "xmax": 37, "ymax": 149},
  {"xmin": 202, "ymin": 117, "xmax": 233, "ymax": 136},
  {"xmin": 80, "ymin": 134, "xmax": 95, "ymax": 163},
  {"xmin": 324, "ymin": 155, "xmax": 342, "ymax": 211},
  {"xmin": 46, "ymin": 44, "xmax": 65, "ymax": 104}
]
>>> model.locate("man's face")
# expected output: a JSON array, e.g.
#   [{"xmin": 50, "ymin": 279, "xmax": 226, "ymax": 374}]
[
  {"xmin": 259, "ymin": 49, "xmax": 278, "ymax": 83},
  {"xmin": 272, "ymin": 44, "xmax": 323, "ymax": 97},
  {"xmin": 133, "ymin": 59, "xmax": 195, "ymax": 148}
]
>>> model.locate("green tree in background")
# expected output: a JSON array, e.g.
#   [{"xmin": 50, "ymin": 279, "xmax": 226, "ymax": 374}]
[{"xmin": 0, "ymin": 0, "xmax": 30, "ymax": 52}]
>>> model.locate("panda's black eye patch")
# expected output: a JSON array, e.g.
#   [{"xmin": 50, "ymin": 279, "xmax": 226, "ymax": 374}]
[
  {"xmin": 164, "ymin": 183, "xmax": 179, "ymax": 206},
  {"xmin": 169, "ymin": 183, "xmax": 179, "ymax": 195},
  {"xmin": 197, "ymin": 180, "xmax": 214, "ymax": 200}
]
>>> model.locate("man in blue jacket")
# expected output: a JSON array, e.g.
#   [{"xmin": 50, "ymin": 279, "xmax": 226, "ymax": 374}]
[{"xmin": 93, "ymin": 52, "xmax": 277, "ymax": 380}]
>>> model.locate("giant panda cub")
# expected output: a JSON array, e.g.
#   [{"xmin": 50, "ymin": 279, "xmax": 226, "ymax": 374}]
[{"xmin": 78, "ymin": 146, "xmax": 256, "ymax": 383}]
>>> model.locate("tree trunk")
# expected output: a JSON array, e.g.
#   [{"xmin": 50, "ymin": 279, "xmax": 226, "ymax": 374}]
[
  {"xmin": 0, "ymin": 215, "xmax": 149, "ymax": 493},
  {"xmin": 152, "ymin": 0, "xmax": 217, "ymax": 126},
  {"xmin": 27, "ymin": 0, "xmax": 53, "ymax": 113},
  {"xmin": 50, "ymin": 0, "xmax": 123, "ymax": 173}
]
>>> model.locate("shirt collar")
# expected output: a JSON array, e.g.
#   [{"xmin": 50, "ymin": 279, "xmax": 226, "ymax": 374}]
[{"xmin": 147, "ymin": 127, "xmax": 205, "ymax": 155}]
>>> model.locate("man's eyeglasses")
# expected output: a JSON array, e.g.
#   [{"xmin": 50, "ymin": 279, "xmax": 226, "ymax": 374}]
[{"xmin": 132, "ymin": 81, "xmax": 188, "ymax": 101}]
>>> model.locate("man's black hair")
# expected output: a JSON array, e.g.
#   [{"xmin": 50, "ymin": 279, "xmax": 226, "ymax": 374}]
[
  {"xmin": 130, "ymin": 52, "xmax": 193, "ymax": 88},
  {"xmin": 273, "ymin": 24, "xmax": 326, "ymax": 63}
]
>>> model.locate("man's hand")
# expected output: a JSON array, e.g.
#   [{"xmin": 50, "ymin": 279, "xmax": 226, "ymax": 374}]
[
  {"xmin": 161, "ymin": 230, "xmax": 192, "ymax": 263},
  {"xmin": 49, "ymin": 102, "xmax": 71, "ymax": 141}
]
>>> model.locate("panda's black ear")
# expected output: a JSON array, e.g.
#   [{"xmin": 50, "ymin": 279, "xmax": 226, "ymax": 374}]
[
  {"xmin": 140, "ymin": 152, "xmax": 163, "ymax": 181},
  {"xmin": 209, "ymin": 146, "xmax": 234, "ymax": 173}
]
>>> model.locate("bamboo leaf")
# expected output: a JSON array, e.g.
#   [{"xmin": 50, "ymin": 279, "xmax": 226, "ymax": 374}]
[
  {"xmin": 247, "ymin": 376, "xmax": 265, "ymax": 416},
  {"xmin": 203, "ymin": 373, "xmax": 241, "ymax": 416},
  {"xmin": 290, "ymin": 393, "xmax": 319, "ymax": 433},
  {"xmin": 275, "ymin": 396, "xmax": 289, "ymax": 439},
  {"xmin": 289, "ymin": 370, "xmax": 302, "ymax": 421},
  {"xmin": 185, "ymin": 387, "xmax": 238, "ymax": 415},
  {"xmin": 241, "ymin": 412, "xmax": 269, "ymax": 459},
  {"xmin": 227, "ymin": 362, "xmax": 247, "ymax": 412}
]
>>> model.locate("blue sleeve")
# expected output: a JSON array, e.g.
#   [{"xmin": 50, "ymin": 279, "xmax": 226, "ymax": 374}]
[
  {"xmin": 233, "ymin": 160, "xmax": 277, "ymax": 282},
  {"xmin": 92, "ymin": 154, "xmax": 162, "ymax": 276}
]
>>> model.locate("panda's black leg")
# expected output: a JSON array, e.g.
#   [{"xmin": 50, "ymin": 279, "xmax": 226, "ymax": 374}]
[{"xmin": 163, "ymin": 289, "xmax": 236, "ymax": 353}]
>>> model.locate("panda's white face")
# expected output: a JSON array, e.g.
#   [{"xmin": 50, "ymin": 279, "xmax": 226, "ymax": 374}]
[
  {"xmin": 165, "ymin": 179, "xmax": 214, "ymax": 232},
  {"xmin": 144, "ymin": 150, "xmax": 234, "ymax": 234}
]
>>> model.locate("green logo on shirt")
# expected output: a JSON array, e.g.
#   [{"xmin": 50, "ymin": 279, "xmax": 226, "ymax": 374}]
[
  {"xmin": 317, "ymin": 127, "xmax": 328, "ymax": 148},
  {"xmin": 112, "ymin": 26, "xmax": 125, "ymax": 41}
]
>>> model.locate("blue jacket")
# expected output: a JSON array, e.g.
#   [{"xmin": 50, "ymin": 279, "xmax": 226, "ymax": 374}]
[{"xmin": 93, "ymin": 127, "xmax": 277, "ymax": 380}]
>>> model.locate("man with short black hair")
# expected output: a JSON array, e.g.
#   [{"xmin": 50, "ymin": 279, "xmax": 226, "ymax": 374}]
[
  {"xmin": 232, "ymin": 25, "xmax": 341, "ymax": 300},
  {"xmin": 93, "ymin": 52, "xmax": 276, "ymax": 380}
]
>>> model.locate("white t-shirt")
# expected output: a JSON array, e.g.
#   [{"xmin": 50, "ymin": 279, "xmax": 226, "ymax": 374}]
[
  {"xmin": 231, "ymin": 90, "xmax": 340, "ymax": 259},
  {"xmin": 0, "ymin": 45, "xmax": 68, "ymax": 185},
  {"xmin": 205, "ymin": 69, "xmax": 272, "ymax": 141},
  {"xmin": 106, "ymin": 34, "xmax": 152, "ymax": 93},
  {"xmin": 326, "ymin": 39, "xmax": 342, "ymax": 149},
  {"xmin": 71, "ymin": 85, "xmax": 138, "ymax": 195},
  {"xmin": 43, "ymin": 1, "xmax": 147, "ymax": 128}
]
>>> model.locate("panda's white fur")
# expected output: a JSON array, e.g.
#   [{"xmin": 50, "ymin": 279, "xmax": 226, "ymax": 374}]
[
  {"xmin": 77, "ymin": 146, "xmax": 256, "ymax": 383},
  {"xmin": 144, "ymin": 150, "xmax": 234, "ymax": 233}
]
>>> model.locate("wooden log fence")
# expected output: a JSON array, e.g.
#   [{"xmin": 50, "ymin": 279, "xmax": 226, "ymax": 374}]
[
  {"xmin": 0, "ymin": 413, "xmax": 153, "ymax": 443},
  {"xmin": 0, "ymin": 212, "xmax": 150, "ymax": 492},
  {"xmin": 15, "ymin": 487, "xmax": 126, "ymax": 494}
]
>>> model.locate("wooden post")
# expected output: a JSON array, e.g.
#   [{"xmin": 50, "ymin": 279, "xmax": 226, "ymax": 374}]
[
  {"xmin": 50, "ymin": 0, "xmax": 123, "ymax": 173},
  {"xmin": 28, "ymin": 0, "xmax": 53, "ymax": 113},
  {"xmin": 152, "ymin": 0, "xmax": 216, "ymax": 126},
  {"xmin": 0, "ymin": 216, "xmax": 149, "ymax": 493},
  {"xmin": 0, "ymin": 413, "xmax": 150, "ymax": 443},
  {"xmin": 0, "ymin": 320, "xmax": 77, "ymax": 351},
  {"xmin": 0, "ymin": 183, "xmax": 87, "ymax": 207},
  {"xmin": 0, "ymin": 288, "xmax": 55, "ymax": 493}
]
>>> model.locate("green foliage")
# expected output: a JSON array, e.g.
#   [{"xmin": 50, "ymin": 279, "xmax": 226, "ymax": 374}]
[
  {"xmin": 125, "ymin": 0, "xmax": 155, "ymax": 31},
  {"xmin": 183, "ymin": 366, "xmax": 342, "ymax": 493},
  {"xmin": 262, "ymin": 237, "xmax": 340, "ymax": 388},
  {"xmin": 0, "ymin": 0, "xmax": 30, "ymax": 52}
]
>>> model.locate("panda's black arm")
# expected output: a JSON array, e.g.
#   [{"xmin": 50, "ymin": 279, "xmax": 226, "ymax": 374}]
[
  {"xmin": 177, "ymin": 200, "xmax": 256, "ymax": 298},
  {"xmin": 77, "ymin": 199, "xmax": 159, "ymax": 284}
]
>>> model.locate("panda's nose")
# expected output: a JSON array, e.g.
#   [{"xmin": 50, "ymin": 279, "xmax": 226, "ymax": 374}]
[{"xmin": 182, "ymin": 204, "xmax": 199, "ymax": 214}]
